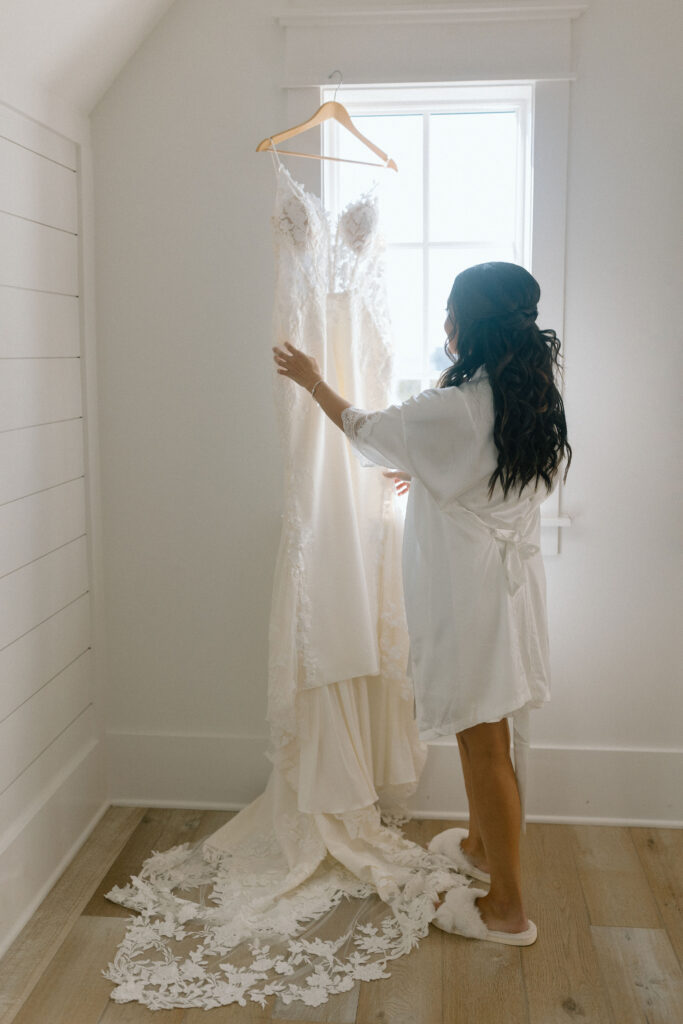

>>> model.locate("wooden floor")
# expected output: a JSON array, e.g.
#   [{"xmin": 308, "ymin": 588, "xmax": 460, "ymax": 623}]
[{"xmin": 0, "ymin": 806, "xmax": 681, "ymax": 1024}]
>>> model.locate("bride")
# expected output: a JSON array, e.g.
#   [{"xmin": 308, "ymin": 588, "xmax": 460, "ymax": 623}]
[{"xmin": 273, "ymin": 259, "xmax": 571, "ymax": 946}]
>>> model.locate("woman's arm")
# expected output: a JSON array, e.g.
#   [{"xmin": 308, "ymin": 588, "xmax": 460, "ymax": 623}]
[
  {"xmin": 272, "ymin": 341, "xmax": 350, "ymax": 430},
  {"xmin": 311, "ymin": 381, "xmax": 351, "ymax": 431},
  {"xmin": 272, "ymin": 341, "xmax": 412, "ymax": 491}
]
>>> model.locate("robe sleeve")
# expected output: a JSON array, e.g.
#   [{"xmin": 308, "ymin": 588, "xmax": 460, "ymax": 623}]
[
  {"xmin": 341, "ymin": 403, "xmax": 415, "ymax": 474},
  {"xmin": 341, "ymin": 387, "xmax": 480, "ymax": 502}
]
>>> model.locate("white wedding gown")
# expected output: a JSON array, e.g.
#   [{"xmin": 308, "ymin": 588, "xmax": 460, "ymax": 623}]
[{"xmin": 100, "ymin": 150, "xmax": 469, "ymax": 1012}]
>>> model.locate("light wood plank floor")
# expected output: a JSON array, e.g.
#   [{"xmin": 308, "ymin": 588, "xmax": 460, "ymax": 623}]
[{"xmin": 0, "ymin": 806, "xmax": 681, "ymax": 1023}]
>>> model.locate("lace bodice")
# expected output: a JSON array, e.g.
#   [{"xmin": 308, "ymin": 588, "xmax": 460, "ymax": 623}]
[{"xmin": 271, "ymin": 161, "xmax": 382, "ymax": 295}]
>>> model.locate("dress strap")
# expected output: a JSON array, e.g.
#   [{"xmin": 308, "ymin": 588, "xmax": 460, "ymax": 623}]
[{"xmin": 268, "ymin": 137, "xmax": 283, "ymax": 171}]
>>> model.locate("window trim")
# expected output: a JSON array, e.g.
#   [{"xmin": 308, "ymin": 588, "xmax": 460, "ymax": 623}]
[
  {"xmin": 312, "ymin": 81, "xmax": 570, "ymax": 552},
  {"xmin": 275, "ymin": 0, "xmax": 578, "ymax": 550},
  {"xmin": 321, "ymin": 83, "xmax": 533, "ymax": 390}
]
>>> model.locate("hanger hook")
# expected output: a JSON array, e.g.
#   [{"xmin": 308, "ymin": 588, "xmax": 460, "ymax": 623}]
[{"xmin": 328, "ymin": 69, "xmax": 343, "ymax": 103}]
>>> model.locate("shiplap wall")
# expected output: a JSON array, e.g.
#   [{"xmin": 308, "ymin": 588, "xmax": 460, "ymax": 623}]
[{"xmin": 0, "ymin": 104, "xmax": 107, "ymax": 957}]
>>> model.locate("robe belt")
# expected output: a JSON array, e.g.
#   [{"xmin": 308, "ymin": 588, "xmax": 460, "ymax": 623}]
[
  {"xmin": 444, "ymin": 503, "xmax": 539, "ymax": 597},
  {"xmin": 490, "ymin": 528, "xmax": 540, "ymax": 597}
]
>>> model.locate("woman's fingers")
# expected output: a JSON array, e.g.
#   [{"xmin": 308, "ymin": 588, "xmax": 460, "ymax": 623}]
[
  {"xmin": 381, "ymin": 470, "xmax": 411, "ymax": 494},
  {"xmin": 272, "ymin": 344, "xmax": 296, "ymax": 374},
  {"xmin": 382, "ymin": 470, "xmax": 411, "ymax": 482},
  {"xmin": 271, "ymin": 341, "xmax": 320, "ymax": 390}
]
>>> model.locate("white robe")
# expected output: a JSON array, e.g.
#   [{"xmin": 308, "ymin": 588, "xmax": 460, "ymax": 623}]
[{"xmin": 341, "ymin": 365, "xmax": 559, "ymax": 831}]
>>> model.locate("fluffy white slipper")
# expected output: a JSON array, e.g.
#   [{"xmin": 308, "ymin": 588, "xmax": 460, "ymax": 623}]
[
  {"xmin": 427, "ymin": 827, "xmax": 491, "ymax": 884},
  {"xmin": 432, "ymin": 885, "xmax": 538, "ymax": 946}
]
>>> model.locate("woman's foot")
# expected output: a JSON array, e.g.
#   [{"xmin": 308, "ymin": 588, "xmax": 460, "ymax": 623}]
[
  {"xmin": 432, "ymin": 835, "xmax": 491, "ymax": 911},
  {"xmin": 460, "ymin": 837, "xmax": 490, "ymax": 875},
  {"xmin": 473, "ymin": 893, "xmax": 530, "ymax": 933},
  {"xmin": 432, "ymin": 892, "xmax": 529, "ymax": 934}
]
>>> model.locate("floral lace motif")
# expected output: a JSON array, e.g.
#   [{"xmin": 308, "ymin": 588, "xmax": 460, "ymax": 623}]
[
  {"xmin": 338, "ymin": 195, "xmax": 379, "ymax": 255},
  {"xmin": 273, "ymin": 191, "xmax": 315, "ymax": 248},
  {"xmin": 102, "ymin": 811, "xmax": 469, "ymax": 1011},
  {"xmin": 272, "ymin": 164, "xmax": 385, "ymax": 300}
]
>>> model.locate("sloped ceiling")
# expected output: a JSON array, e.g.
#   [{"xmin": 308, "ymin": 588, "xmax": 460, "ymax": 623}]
[{"xmin": 0, "ymin": 0, "xmax": 176, "ymax": 114}]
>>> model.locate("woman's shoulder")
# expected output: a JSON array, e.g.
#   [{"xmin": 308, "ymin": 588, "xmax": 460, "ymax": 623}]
[
  {"xmin": 422, "ymin": 365, "xmax": 489, "ymax": 395},
  {"xmin": 403, "ymin": 370, "xmax": 488, "ymax": 412},
  {"xmin": 395, "ymin": 385, "xmax": 477, "ymax": 433},
  {"xmin": 399, "ymin": 386, "xmax": 457, "ymax": 412}
]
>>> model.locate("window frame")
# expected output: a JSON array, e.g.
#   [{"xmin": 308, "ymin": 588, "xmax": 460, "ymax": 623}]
[
  {"xmin": 321, "ymin": 82, "xmax": 534, "ymax": 394},
  {"xmin": 284, "ymin": 79, "xmax": 570, "ymax": 551}
]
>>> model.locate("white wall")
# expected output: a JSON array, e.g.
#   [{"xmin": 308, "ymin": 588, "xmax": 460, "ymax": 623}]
[
  {"xmin": 91, "ymin": 0, "xmax": 288, "ymax": 807},
  {"xmin": 550, "ymin": 0, "xmax": 682, "ymax": 750},
  {"xmin": 91, "ymin": 0, "xmax": 683, "ymax": 823},
  {"xmin": 0, "ymin": 0, "xmax": 174, "ymax": 114},
  {"xmin": 0, "ymin": 84, "xmax": 109, "ymax": 956}
]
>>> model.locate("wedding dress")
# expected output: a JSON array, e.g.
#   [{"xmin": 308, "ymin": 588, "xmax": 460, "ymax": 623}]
[{"xmin": 99, "ymin": 147, "xmax": 469, "ymax": 1012}]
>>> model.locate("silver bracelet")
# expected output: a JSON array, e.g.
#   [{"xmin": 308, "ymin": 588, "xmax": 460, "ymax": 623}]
[{"xmin": 310, "ymin": 379, "xmax": 324, "ymax": 399}]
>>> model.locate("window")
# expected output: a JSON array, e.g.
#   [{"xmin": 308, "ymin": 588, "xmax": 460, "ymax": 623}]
[{"xmin": 321, "ymin": 84, "xmax": 533, "ymax": 404}]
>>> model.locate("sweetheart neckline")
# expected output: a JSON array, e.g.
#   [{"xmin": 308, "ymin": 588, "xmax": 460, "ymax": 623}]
[{"xmin": 275, "ymin": 162, "xmax": 380, "ymax": 226}]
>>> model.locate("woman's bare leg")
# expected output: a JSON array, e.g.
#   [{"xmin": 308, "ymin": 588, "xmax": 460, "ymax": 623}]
[
  {"xmin": 454, "ymin": 717, "xmax": 529, "ymax": 931},
  {"xmin": 433, "ymin": 731, "xmax": 492, "ymax": 910},
  {"xmin": 456, "ymin": 733, "xmax": 490, "ymax": 871}
]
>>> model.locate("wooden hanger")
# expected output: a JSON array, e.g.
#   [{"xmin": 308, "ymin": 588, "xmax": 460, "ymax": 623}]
[{"xmin": 256, "ymin": 100, "xmax": 398, "ymax": 171}]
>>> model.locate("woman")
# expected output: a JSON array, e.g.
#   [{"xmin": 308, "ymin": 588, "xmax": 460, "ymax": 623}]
[{"xmin": 272, "ymin": 261, "xmax": 572, "ymax": 943}]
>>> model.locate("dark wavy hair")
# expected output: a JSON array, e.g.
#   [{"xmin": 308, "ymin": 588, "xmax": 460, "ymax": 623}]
[{"xmin": 437, "ymin": 261, "xmax": 572, "ymax": 500}]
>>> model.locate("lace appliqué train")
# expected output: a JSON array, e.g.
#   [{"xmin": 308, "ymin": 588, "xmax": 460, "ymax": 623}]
[{"xmin": 101, "ymin": 811, "xmax": 468, "ymax": 1010}]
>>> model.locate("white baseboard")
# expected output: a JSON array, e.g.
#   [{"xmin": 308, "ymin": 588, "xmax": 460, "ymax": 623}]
[
  {"xmin": 105, "ymin": 730, "xmax": 273, "ymax": 808},
  {"xmin": 106, "ymin": 731, "xmax": 683, "ymax": 829},
  {"xmin": 0, "ymin": 741, "xmax": 109, "ymax": 961}
]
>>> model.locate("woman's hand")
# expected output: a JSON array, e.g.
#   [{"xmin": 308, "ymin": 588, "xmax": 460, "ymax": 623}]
[
  {"xmin": 383, "ymin": 470, "xmax": 411, "ymax": 495},
  {"xmin": 272, "ymin": 341, "xmax": 322, "ymax": 392}
]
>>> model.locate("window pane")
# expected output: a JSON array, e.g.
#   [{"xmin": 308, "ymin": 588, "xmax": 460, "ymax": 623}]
[
  {"xmin": 426, "ymin": 245, "xmax": 516, "ymax": 365},
  {"xmin": 385, "ymin": 246, "xmax": 423, "ymax": 380},
  {"xmin": 429, "ymin": 112, "xmax": 518, "ymax": 242},
  {"xmin": 328, "ymin": 114, "xmax": 423, "ymax": 243}
]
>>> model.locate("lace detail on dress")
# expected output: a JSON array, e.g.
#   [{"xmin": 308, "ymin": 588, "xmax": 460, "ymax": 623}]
[
  {"xmin": 101, "ymin": 811, "xmax": 469, "ymax": 1011},
  {"xmin": 273, "ymin": 190, "xmax": 315, "ymax": 248},
  {"xmin": 272, "ymin": 164, "xmax": 384, "ymax": 300},
  {"xmin": 332, "ymin": 189, "xmax": 381, "ymax": 295},
  {"xmin": 338, "ymin": 194, "xmax": 379, "ymax": 255}
]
